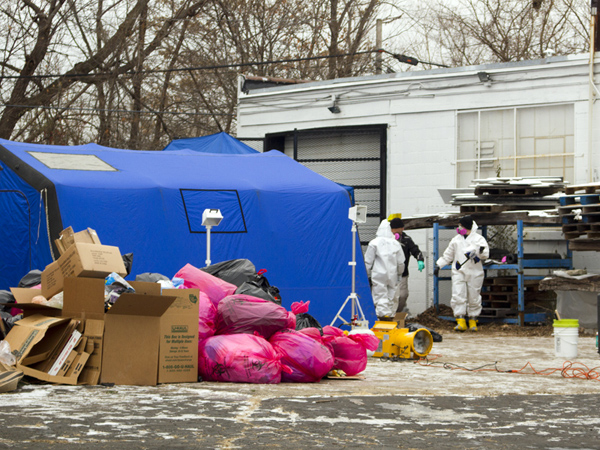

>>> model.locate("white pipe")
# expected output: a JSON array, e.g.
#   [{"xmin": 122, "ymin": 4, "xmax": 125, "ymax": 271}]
[
  {"xmin": 589, "ymin": 14, "xmax": 597, "ymax": 182},
  {"xmin": 205, "ymin": 226, "xmax": 212, "ymax": 266}
]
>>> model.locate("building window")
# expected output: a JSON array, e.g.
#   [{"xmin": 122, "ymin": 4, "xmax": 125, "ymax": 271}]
[{"xmin": 456, "ymin": 104, "xmax": 574, "ymax": 187}]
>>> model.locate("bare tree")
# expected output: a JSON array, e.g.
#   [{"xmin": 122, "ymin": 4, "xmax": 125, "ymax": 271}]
[
  {"xmin": 0, "ymin": 0, "xmax": 211, "ymax": 145},
  {"xmin": 425, "ymin": 0, "xmax": 590, "ymax": 66}
]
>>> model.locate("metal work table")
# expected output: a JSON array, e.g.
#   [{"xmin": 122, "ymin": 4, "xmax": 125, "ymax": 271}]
[{"xmin": 433, "ymin": 219, "xmax": 573, "ymax": 326}]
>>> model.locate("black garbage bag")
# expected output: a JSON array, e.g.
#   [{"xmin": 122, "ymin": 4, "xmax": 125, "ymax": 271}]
[
  {"xmin": 0, "ymin": 311, "xmax": 21, "ymax": 339},
  {"xmin": 201, "ymin": 259, "xmax": 257, "ymax": 287},
  {"xmin": 0, "ymin": 290, "xmax": 16, "ymax": 314},
  {"xmin": 135, "ymin": 272, "xmax": 170, "ymax": 283},
  {"xmin": 406, "ymin": 322, "xmax": 443, "ymax": 343},
  {"xmin": 235, "ymin": 280, "xmax": 282, "ymax": 305},
  {"xmin": 122, "ymin": 253, "xmax": 134, "ymax": 276},
  {"xmin": 295, "ymin": 312, "xmax": 323, "ymax": 335},
  {"xmin": 250, "ymin": 270, "xmax": 281, "ymax": 301},
  {"xmin": 18, "ymin": 270, "xmax": 42, "ymax": 288}
]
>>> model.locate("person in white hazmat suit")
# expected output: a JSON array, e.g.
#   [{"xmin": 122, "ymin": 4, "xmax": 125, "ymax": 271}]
[
  {"xmin": 435, "ymin": 216, "xmax": 489, "ymax": 332},
  {"xmin": 364, "ymin": 218, "xmax": 406, "ymax": 319}
]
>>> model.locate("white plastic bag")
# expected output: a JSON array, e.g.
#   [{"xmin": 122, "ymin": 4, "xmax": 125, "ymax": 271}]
[{"xmin": 0, "ymin": 340, "xmax": 16, "ymax": 366}]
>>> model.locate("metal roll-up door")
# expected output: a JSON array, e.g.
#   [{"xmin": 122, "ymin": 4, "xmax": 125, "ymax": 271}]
[{"xmin": 266, "ymin": 125, "xmax": 386, "ymax": 245}]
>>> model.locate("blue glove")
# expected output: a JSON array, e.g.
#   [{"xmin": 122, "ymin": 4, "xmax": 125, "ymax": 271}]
[
  {"xmin": 418, "ymin": 260, "xmax": 425, "ymax": 272},
  {"xmin": 467, "ymin": 249, "xmax": 477, "ymax": 259}
]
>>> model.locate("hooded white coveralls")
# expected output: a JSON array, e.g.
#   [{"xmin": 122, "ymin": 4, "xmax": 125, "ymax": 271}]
[
  {"xmin": 364, "ymin": 220, "xmax": 406, "ymax": 318},
  {"xmin": 436, "ymin": 221, "xmax": 490, "ymax": 318}
]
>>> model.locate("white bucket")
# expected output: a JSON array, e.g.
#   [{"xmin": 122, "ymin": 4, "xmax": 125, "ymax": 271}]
[{"xmin": 554, "ymin": 321, "xmax": 579, "ymax": 359}]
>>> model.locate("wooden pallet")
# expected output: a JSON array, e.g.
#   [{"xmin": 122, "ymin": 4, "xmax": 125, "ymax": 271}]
[
  {"xmin": 483, "ymin": 277, "xmax": 539, "ymax": 287},
  {"xmin": 558, "ymin": 204, "xmax": 583, "ymax": 214},
  {"xmin": 460, "ymin": 204, "xmax": 511, "ymax": 213},
  {"xmin": 484, "ymin": 284, "xmax": 517, "ymax": 293},
  {"xmin": 480, "ymin": 308, "xmax": 516, "ymax": 318},
  {"xmin": 582, "ymin": 212, "xmax": 600, "ymax": 223},
  {"xmin": 564, "ymin": 182, "xmax": 600, "ymax": 195},
  {"xmin": 475, "ymin": 186, "xmax": 561, "ymax": 196},
  {"xmin": 481, "ymin": 292, "xmax": 518, "ymax": 301},
  {"xmin": 562, "ymin": 223, "xmax": 589, "ymax": 239}
]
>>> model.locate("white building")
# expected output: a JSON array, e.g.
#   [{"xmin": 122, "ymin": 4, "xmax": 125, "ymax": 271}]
[{"xmin": 236, "ymin": 53, "xmax": 600, "ymax": 316}]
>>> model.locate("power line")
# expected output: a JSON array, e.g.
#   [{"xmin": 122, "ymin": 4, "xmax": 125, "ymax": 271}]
[
  {"xmin": 380, "ymin": 49, "xmax": 449, "ymax": 68},
  {"xmin": 1, "ymin": 103, "xmax": 235, "ymax": 116},
  {"xmin": 0, "ymin": 49, "xmax": 382, "ymax": 80}
]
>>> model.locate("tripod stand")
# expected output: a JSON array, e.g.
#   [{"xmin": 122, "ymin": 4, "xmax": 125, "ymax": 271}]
[{"xmin": 330, "ymin": 219, "xmax": 368, "ymax": 329}]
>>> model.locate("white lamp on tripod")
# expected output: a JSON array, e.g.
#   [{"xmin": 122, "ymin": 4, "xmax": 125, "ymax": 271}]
[
  {"xmin": 330, "ymin": 205, "xmax": 369, "ymax": 329},
  {"xmin": 202, "ymin": 208, "xmax": 223, "ymax": 266}
]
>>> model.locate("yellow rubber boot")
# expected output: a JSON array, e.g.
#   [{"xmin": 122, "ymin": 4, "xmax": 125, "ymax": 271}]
[
  {"xmin": 468, "ymin": 318, "xmax": 478, "ymax": 331},
  {"xmin": 454, "ymin": 317, "xmax": 467, "ymax": 332}
]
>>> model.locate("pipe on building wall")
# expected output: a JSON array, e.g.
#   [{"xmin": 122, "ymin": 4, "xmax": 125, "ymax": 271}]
[{"xmin": 589, "ymin": 12, "xmax": 598, "ymax": 182}]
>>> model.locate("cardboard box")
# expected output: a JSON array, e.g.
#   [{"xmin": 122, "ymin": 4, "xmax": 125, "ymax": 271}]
[
  {"xmin": 4, "ymin": 314, "xmax": 90, "ymax": 385},
  {"xmin": 101, "ymin": 293, "xmax": 177, "ymax": 386},
  {"xmin": 54, "ymin": 227, "xmax": 101, "ymax": 256},
  {"xmin": 394, "ymin": 312, "xmax": 408, "ymax": 329},
  {"xmin": 62, "ymin": 277, "xmax": 161, "ymax": 320},
  {"xmin": 4, "ymin": 288, "xmax": 62, "ymax": 318},
  {"xmin": 61, "ymin": 278, "xmax": 198, "ymax": 385},
  {"xmin": 61, "ymin": 277, "xmax": 162, "ymax": 385},
  {"xmin": 41, "ymin": 242, "xmax": 127, "ymax": 299},
  {"xmin": 160, "ymin": 289, "xmax": 200, "ymax": 384},
  {"xmin": 77, "ymin": 320, "xmax": 104, "ymax": 385}
]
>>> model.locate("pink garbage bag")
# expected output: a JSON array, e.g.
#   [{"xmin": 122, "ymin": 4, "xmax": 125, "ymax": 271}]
[
  {"xmin": 322, "ymin": 325, "xmax": 371, "ymax": 376},
  {"xmin": 198, "ymin": 291, "xmax": 217, "ymax": 341},
  {"xmin": 285, "ymin": 310, "xmax": 297, "ymax": 330},
  {"xmin": 174, "ymin": 263, "xmax": 236, "ymax": 308},
  {"xmin": 216, "ymin": 294, "xmax": 292, "ymax": 339},
  {"xmin": 269, "ymin": 329, "xmax": 334, "ymax": 383},
  {"xmin": 348, "ymin": 331, "xmax": 380, "ymax": 352},
  {"xmin": 291, "ymin": 300, "xmax": 310, "ymax": 314},
  {"xmin": 198, "ymin": 334, "xmax": 286, "ymax": 383},
  {"xmin": 299, "ymin": 327, "xmax": 333, "ymax": 355}
]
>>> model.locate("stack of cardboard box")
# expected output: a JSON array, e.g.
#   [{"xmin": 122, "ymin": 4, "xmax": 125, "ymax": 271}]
[{"xmin": 4, "ymin": 227, "xmax": 200, "ymax": 386}]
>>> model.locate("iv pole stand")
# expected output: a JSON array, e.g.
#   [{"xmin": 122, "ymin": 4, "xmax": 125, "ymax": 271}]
[{"xmin": 330, "ymin": 216, "xmax": 368, "ymax": 329}]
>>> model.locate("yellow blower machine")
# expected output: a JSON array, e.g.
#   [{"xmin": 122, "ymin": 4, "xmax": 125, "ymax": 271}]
[{"xmin": 371, "ymin": 320, "xmax": 433, "ymax": 359}]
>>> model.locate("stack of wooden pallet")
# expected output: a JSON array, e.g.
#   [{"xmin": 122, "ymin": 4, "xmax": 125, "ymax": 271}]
[
  {"xmin": 557, "ymin": 182, "xmax": 600, "ymax": 250},
  {"xmin": 451, "ymin": 177, "xmax": 565, "ymax": 214},
  {"xmin": 480, "ymin": 277, "xmax": 555, "ymax": 318}
]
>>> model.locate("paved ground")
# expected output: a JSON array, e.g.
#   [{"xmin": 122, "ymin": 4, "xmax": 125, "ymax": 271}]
[{"xmin": 2, "ymin": 333, "xmax": 600, "ymax": 449}]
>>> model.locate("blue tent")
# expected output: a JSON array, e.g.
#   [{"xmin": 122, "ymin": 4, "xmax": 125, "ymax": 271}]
[
  {"xmin": 164, "ymin": 132, "xmax": 259, "ymax": 154},
  {"xmin": 0, "ymin": 137, "xmax": 374, "ymax": 326}
]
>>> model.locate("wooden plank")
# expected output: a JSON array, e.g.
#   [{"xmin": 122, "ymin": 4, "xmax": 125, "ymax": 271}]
[
  {"xmin": 564, "ymin": 231, "xmax": 584, "ymax": 239},
  {"xmin": 539, "ymin": 273, "xmax": 600, "ymax": 291},
  {"xmin": 567, "ymin": 239, "xmax": 600, "ymax": 252}
]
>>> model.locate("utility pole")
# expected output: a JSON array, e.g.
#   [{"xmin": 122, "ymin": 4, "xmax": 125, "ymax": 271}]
[
  {"xmin": 375, "ymin": 19, "xmax": 382, "ymax": 75},
  {"xmin": 593, "ymin": 0, "xmax": 600, "ymax": 51}
]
